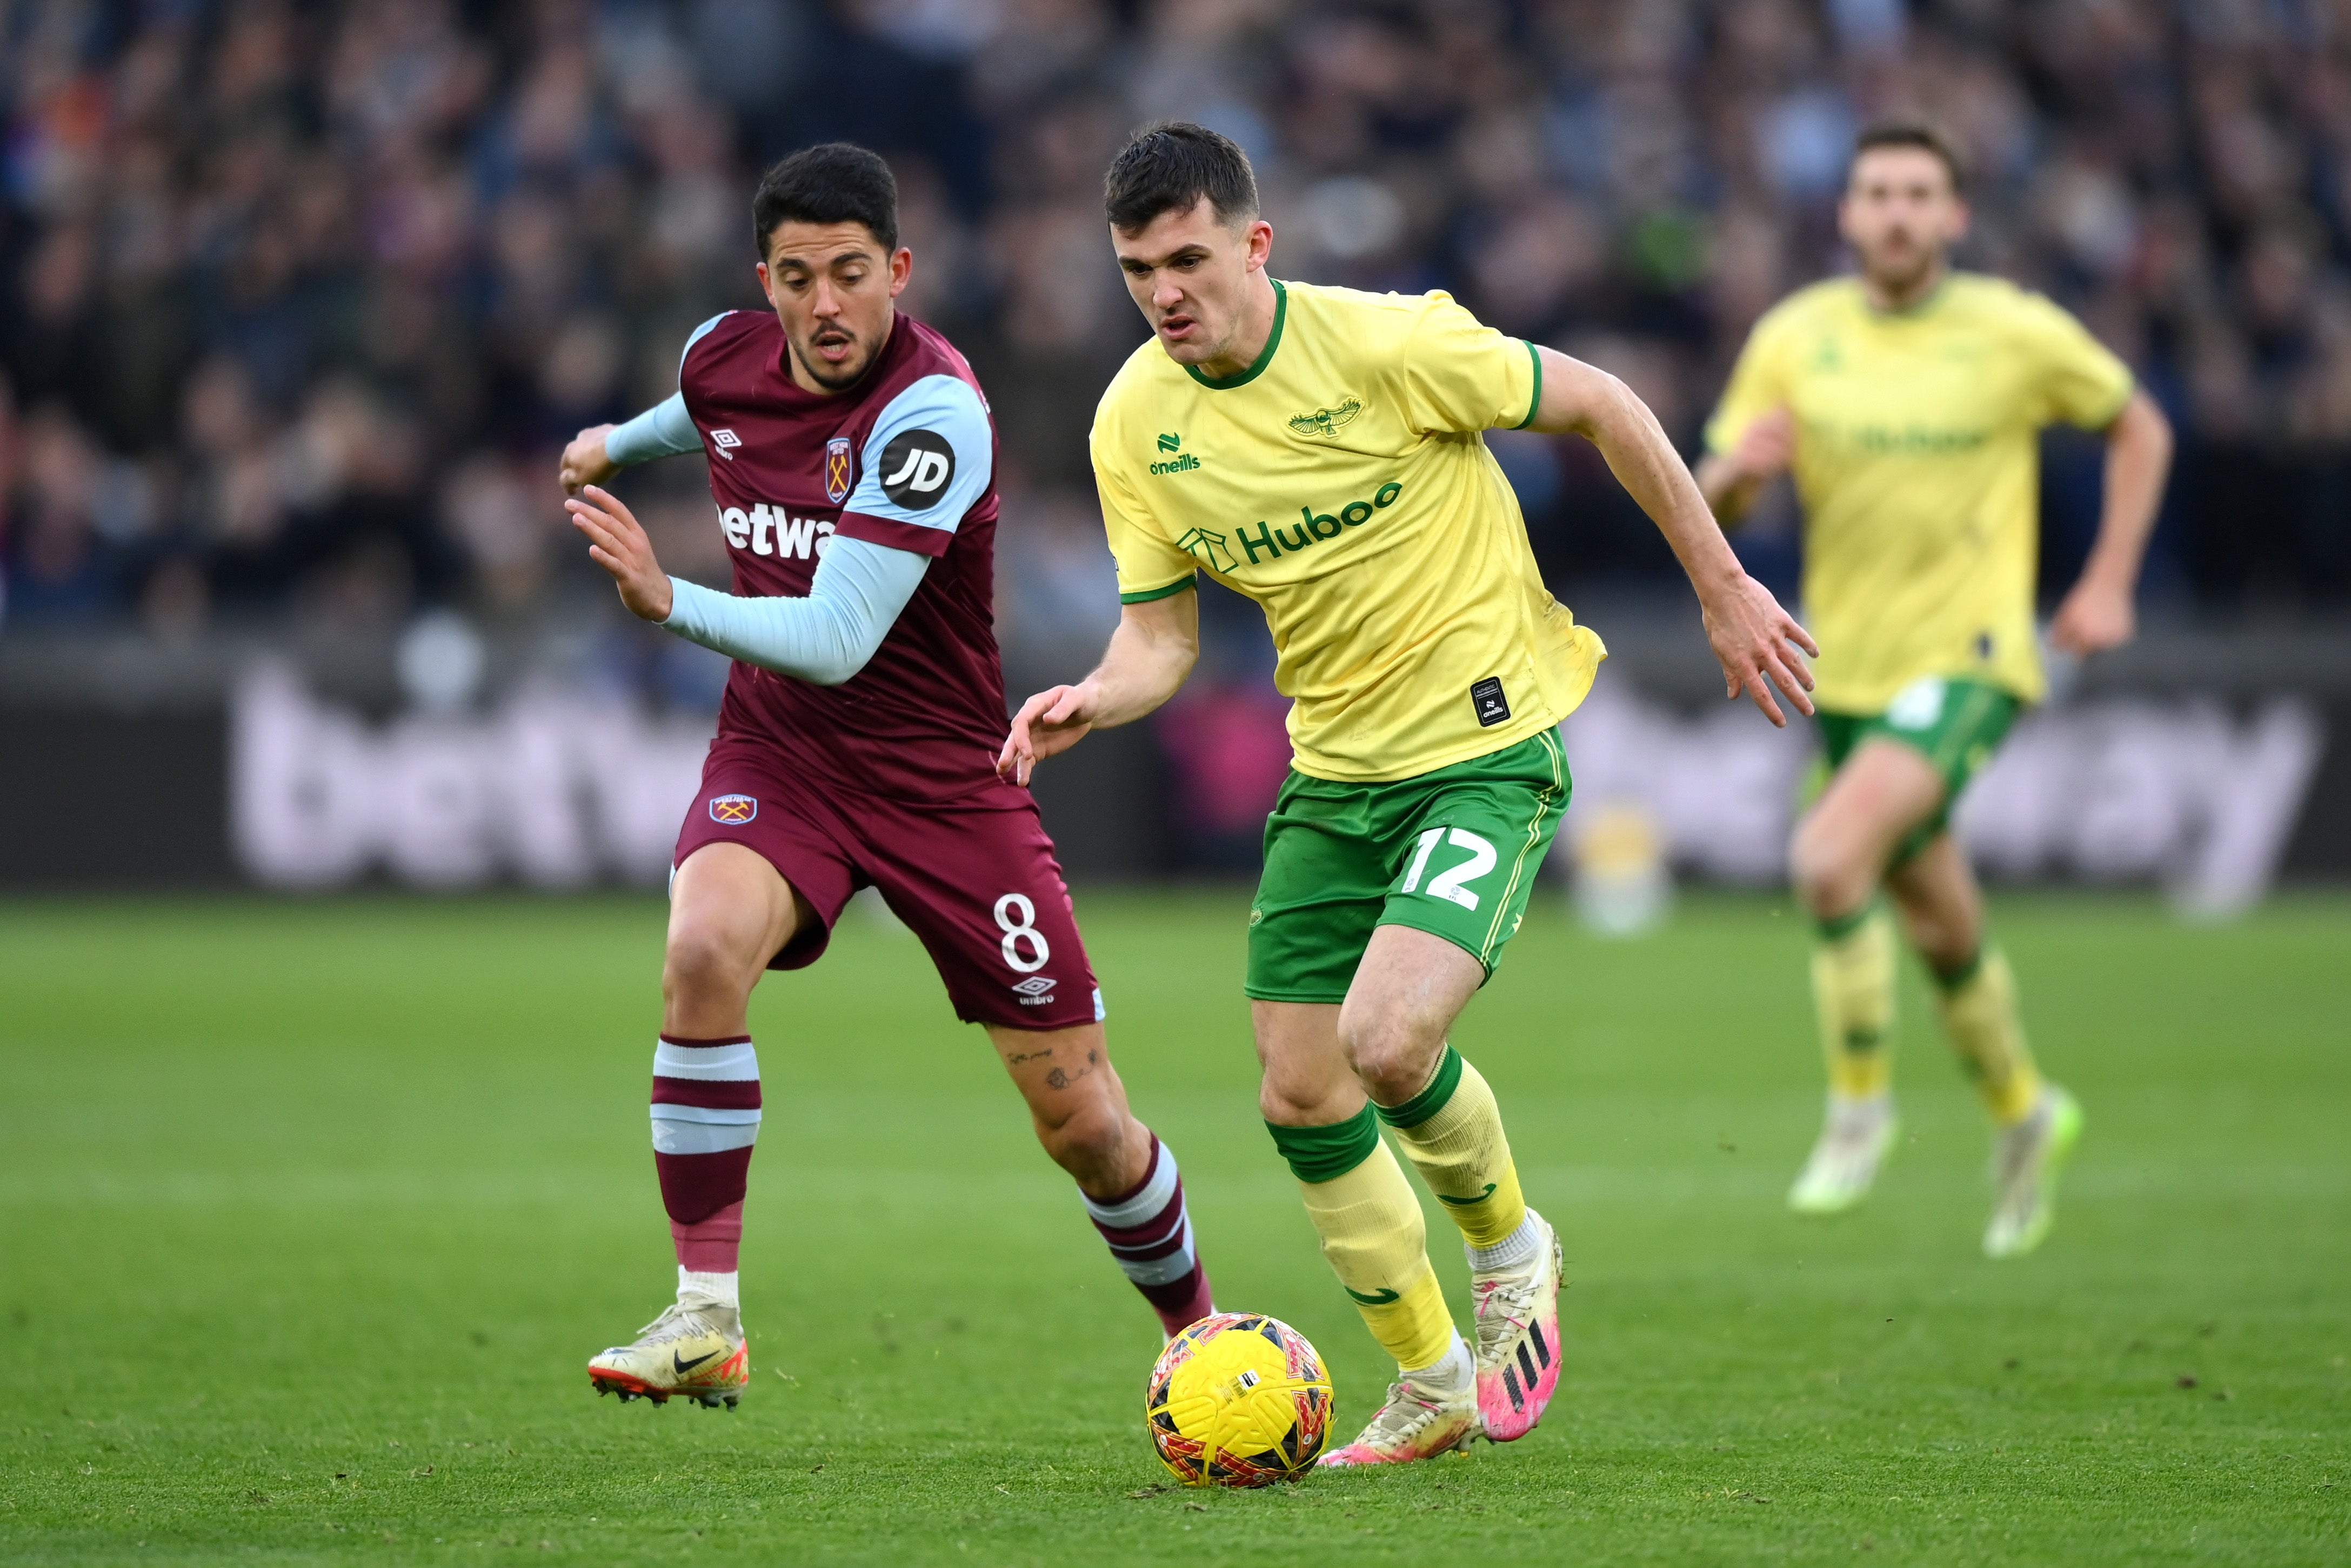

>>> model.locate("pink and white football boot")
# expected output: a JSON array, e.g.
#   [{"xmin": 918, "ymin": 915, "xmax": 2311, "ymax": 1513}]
[
  {"xmin": 1318, "ymin": 1365, "xmax": 1479, "ymax": 1468},
  {"xmin": 1471, "ymin": 1209, "xmax": 1562, "ymax": 1442}
]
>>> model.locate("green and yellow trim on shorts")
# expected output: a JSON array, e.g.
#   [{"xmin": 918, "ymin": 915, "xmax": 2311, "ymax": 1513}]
[
  {"xmin": 1246, "ymin": 730, "xmax": 1570, "ymax": 1004},
  {"xmin": 1807, "ymin": 675, "xmax": 2023, "ymax": 864}
]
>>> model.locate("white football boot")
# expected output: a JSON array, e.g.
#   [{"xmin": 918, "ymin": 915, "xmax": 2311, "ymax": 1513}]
[
  {"xmin": 587, "ymin": 1300, "xmax": 747, "ymax": 1409},
  {"xmin": 1983, "ymin": 1085, "xmax": 2083, "ymax": 1259},
  {"xmin": 1787, "ymin": 1092, "xmax": 1899, "ymax": 1215}
]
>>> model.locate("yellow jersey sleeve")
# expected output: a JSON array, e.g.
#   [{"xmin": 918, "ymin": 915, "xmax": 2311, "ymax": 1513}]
[
  {"xmin": 1703, "ymin": 309, "xmax": 1793, "ymax": 457},
  {"xmin": 2012, "ymin": 291, "xmax": 2135, "ymax": 429},
  {"xmin": 1093, "ymin": 438, "xmax": 1196, "ymax": 605},
  {"xmin": 1398, "ymin": 292, "xmax": 1541, "ymax": 435}
]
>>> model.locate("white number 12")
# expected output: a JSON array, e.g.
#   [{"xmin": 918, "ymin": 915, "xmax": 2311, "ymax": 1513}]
[{"xmin": 1399, "ymin": 827, "xmax": 1497, "ymax": 911}]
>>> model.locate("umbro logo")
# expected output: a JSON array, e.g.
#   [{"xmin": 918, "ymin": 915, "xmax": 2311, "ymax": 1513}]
[
  {"xmin": 1012, "ymin": 975, "xmax": 1058, "ymax": 1006},
  {"xmin": 710, "ymin": 428, "xmax": 742, "ymax": 461}
]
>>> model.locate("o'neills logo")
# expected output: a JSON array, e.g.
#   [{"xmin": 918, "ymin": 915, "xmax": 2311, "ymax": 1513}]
[
  {"xmin": 1232, "ymin": 480, "xmax": 1402, "ymax": 565},
  {"xmin": 1150, "ymin": 451, "xmax": 1200, "ymax": 475}
]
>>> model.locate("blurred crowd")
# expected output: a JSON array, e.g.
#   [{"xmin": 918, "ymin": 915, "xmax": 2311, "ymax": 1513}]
[{"xmin": 5, "ymin": 0, "xmax": 2351, "ymax": 662}]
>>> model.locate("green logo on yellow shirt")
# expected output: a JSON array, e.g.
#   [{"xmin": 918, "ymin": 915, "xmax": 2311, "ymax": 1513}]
[
  {"xmin": 1148, "ymin": 432, "xmax": 1200, "ymax": 476},
  {"xmin": 1229, "ymin": 481, "xmax": 1404, "ymax": 566},
  {"xmin": 1176, "ymin": 528, "xmax": 1237, "ymax": 572},
  {"xmin": 1287, "ymin": 397, "xmax": 1364, "ymax": 439}
]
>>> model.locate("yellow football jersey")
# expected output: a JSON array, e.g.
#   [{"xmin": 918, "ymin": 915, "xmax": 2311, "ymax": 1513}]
[
  {"xmin": 1091, "ymin": 279, "xmax": 1605, "ymax": 783},
  {"xmin": 1705, "ymin": 272, "xmax": 2134, "ymax": 713}
]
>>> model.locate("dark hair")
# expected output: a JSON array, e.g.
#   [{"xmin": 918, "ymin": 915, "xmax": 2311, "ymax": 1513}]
[
  {"xmin": 1103, "ymin": 120, "xmax": 1259, "ymax": 233},
  {"xmin": 1851, "ymin": 120, "xmax": 1966, "ymax": 192},
  {"xmin": 751, "ymin": 143, "xmax": 899, "ymax": 259}
]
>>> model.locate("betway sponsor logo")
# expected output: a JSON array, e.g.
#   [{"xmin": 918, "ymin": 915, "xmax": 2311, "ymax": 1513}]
[
  {"xmin": 1231, "ymin": 479, "xmax": 1402, "ymax": 565},
  {"xmin": 720, "ymin": 503, "xmax": 835, "ymax": 559}
]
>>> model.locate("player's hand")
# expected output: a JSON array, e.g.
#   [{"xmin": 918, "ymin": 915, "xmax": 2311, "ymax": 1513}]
[
  {"xmin": 566, "ymin": 485, "xmax": 674, "ymax": 623},
  {"xmin": 997, "ymin": 682, "xmax": 1100, "ymax": 787},
  {"xmin": 1700, "ymin": 570, "xmax": 1818, "ymax": 728},
  {"xmin": 2048, "ymin": 575, "xmax": 2134, "ymax": 656},
  {"xmin": 560, "ymin": 425, "xmax": 620, "ymax": 496},
  {"xmin": 1731, "ymin": 406, "xmax": 1796, "ymax": 481}
]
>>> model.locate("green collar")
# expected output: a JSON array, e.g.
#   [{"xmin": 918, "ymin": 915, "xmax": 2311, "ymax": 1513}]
[
  {"xmin": 1184, "ymin": 278, "xmax": 1286, "ymax": 390},
  {"xmin": 1862, "ymin": 272, "xmax": 1950, "ymax": 321}
]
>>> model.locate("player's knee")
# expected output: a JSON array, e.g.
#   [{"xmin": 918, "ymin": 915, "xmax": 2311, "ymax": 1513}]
[
  {"xmin": 1038, "ymin": 1099, "xmax": 1126, "ymax": 1185},
  {"xmin": 1258, "ymin": 1073, "xmax": 1341, "ymax": 1129},
  {"xmin": 1790, "ymin": 825, "xmax": 1868, "ymax": 918},
  {"xmin": 1335, "ymin": 1012, "xmax": 1439, "ymax": 1105},
  {"xmin": 1900, "ymin": 903, "xmax": 1978, "ymax": 973},
  {"xmin": 662, "ymin": 921, "xmax": 759, "ymax": 1010}
]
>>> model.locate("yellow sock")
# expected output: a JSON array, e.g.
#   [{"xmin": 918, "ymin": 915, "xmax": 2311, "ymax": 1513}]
[
  {"xmin": 1268, "ymin": 1108, "xmax": 1455, "ymax": 1372},
  {"xmin": 1934, "ymin": 946, "xmax": 2043, "ymax": 1124},
  {"xmin": 1376, "ymin": 1046, "xmax": 1528, "ymax": 1249},
  {"xmin": 1813, "ymin": 904, "xmax": 1896, "ymax": 1099}
]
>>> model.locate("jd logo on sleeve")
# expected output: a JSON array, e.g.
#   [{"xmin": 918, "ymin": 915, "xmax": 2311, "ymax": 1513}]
[{"xmin": 878, "ymin": 429, "xmax": 956, "ymax": 509}]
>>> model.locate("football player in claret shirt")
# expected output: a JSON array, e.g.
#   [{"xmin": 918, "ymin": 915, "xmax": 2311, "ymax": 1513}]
[
  {"xmin": 555, "ymin": 144, "xmax": 1214, "ymax": 1409},
  {"xmin": 1696, "ymin": 122, "xmax": 2171, "ymax": 1255},
  {"xmin": 1000, "ymin": 123, "xmax": 1816, "ymax": 1466}
]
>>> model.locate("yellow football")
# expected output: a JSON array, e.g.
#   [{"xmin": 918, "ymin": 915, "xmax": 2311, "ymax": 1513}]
[{"xmin": 1145, "ymin": 1311, "xmax": 1332, "ymax": 1486}]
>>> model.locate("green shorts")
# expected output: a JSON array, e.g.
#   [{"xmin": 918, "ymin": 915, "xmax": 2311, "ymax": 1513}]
[
  {"xmin": 1810, "ymin": 676, "xmax": 2022, "ymax": 863},
  {"xmin": 1246, "ymin": 731, "xmax": 1569, "ymax": 1004}
]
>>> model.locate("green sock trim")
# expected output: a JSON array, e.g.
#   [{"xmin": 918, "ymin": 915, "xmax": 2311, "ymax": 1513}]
[
  {"xmin": 1374, "ymin": 1046, "xmax": 1464, "ymax": 1130},
  {"xmin": 1815, "ymin": 903, "xmax": 1878, "ymax": 942},
  {"xmin": 1929, "ymin": 943, "xmax": 1988, "ymax": 993},
  {"xmin": 1267, "ymin": 1105, "xmax": 1381, "ymax": 1184}
]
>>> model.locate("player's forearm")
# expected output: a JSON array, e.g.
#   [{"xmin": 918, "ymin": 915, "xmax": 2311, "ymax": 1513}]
[
  {"xmin": 606, "ymin": 393, "xmax": 700, "ymax": 468},
  {"xmin": 1080, "ymin": 597, "xmax": 1200, "ymax": 729},
  {"xmin": 1572, "ymin": 369, "xmax": 1749, "ymax": 598},
  {"xmin": 660, "ymin": 537, "xmax": 927, "ymax": 685},
  {"xmin": 2081, "ymin": 391, "xmax": 2172, "ymax": 594}
]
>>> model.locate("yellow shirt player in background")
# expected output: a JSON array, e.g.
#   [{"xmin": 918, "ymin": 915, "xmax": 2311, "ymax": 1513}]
[
  {"xmin": 1000, "ymin": 122, "xmax": 1815, "ymax": 1468},
  {"xmin": 1697, "ymin": 122, "xmax": 2173, "ymax": 1258}
]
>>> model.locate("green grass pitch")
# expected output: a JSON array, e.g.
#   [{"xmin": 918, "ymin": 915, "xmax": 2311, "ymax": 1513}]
[{"xmin": 2, "ymin": 888, "xmax": 2347, "ymax": 1565}]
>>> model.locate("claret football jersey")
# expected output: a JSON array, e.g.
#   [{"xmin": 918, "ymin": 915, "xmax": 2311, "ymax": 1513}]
[
  {"xmin": 1090, "ymin": 279, "xmax": 1606, "ymax": 784},
  {"xmin": 1705, "ymin": 272, "xmax": 2134, "ymax": 713},
  {"xmin": 677, "ymin": 309, "xmax": 1006, "ymax": 799}
]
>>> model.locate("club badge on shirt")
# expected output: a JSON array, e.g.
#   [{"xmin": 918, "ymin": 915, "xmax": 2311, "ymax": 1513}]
[{"xmin": 825, "ymin": 436, "xmax": 853, "ymax": 504}]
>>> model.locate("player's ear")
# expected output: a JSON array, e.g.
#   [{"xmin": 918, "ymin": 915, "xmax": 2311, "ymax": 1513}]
[
  {"xmin": 1245, "ymin": 218, "xmax": 1273, "ymax": 273},
  {"xmin": 756, "ymin": 260, "xmax": 776, "ymax": 305},
  {"xmin": 889, "ymin": 246, "xmax": 912, "ymax": 298}
]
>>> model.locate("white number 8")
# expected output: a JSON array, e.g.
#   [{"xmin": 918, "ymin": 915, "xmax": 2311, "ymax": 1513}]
[{"xmin": 994, "ymin": 893, "xmax": 1051, "ymax": 973}]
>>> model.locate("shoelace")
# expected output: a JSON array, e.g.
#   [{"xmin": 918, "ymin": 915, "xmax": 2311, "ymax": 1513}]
[
  {"xmin": 630, "ymin": 1304, "xmax": 714, "ymax": 1346},
  {"xmin": 1474, "ymin": 1273, "xmax": 1538, "ymax": 1350},
  {"xmin": 1358, "ymin": 1380, "xmax": 1447, "ymax": 1444}
]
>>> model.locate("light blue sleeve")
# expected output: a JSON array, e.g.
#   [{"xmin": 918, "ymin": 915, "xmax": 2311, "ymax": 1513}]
[
  {"xmin": 605, "ymin": 392, "xmax": 698, "ymax": 465},
  {"xmin": 835, "ymin": 373, "xmax": 993, "ymax": 552},
  {"xmin": 658, "ymin": 536, "xmax": 929, "ymax": 685},
  {"xmin": 603, "ymin": 314, "xmax": 730, "ymax": 468}
]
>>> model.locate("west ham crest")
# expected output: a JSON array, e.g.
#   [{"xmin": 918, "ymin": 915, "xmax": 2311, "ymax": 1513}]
[
  {"xmin": 825, "ymin": 436, "xmax": 853, "ymax": 504},
  {"xmin": 708, "ymin": 793, "xmax": 758, "ymax": 824}
]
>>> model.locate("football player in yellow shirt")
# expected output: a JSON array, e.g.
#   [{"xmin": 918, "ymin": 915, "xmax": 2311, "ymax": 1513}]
[
  {"xmin": 998, "ymin": 122, "xmax": 1816, "ymax": 1465},
  {"xmin": 1696, "ymin": 123, "xmax": 2173, "ymax": 1257}
]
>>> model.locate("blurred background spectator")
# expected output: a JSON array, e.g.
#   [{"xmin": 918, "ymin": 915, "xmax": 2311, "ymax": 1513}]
[{"xmin": 5, "ymin": 0, "xmax": 2350, "ymax": 660}]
